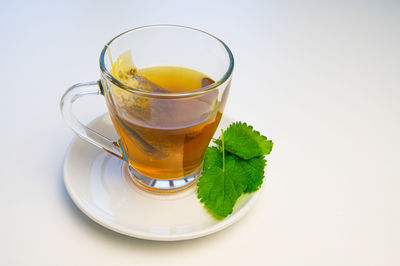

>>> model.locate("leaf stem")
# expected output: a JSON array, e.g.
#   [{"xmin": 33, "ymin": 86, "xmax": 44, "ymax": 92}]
[{"xmin": 221, "ymin": 129, "xmax": 225, "ymax": 172}]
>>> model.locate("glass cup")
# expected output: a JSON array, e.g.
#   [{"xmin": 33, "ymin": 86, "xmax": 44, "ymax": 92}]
[{"xmin": 60, "ymin": 25, "xmax": 234, "ymax": 193}]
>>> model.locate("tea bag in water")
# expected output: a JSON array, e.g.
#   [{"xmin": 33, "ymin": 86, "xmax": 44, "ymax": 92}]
[
  {"xmin": 111, "ymin": 51, "xmax": 167, "ymax": 93},
  {"xmin": 109, "ymin": 50, "xmax": 220, "ymax": 160},
  {"xmin": 110, "ymin": 51, "xmax": 169, "ymax": 121},
  {"xmin": 110, "ymin": 51, "xmax": 176, "ymax": 158}
]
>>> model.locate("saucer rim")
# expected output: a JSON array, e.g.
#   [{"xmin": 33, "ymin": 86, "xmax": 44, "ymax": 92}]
[{"xmin": 63, "ymin": 113, "xmax": 261, "ymax": 241}]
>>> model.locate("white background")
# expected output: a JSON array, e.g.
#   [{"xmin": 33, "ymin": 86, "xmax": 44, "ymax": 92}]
[{"xmin": 1, "ymin": 0, "xmax": 399, "ymax": 265}]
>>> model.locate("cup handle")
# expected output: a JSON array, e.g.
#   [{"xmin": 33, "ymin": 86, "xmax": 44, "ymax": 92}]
[{"xmin": 60, "ymin": 80, "xmax": 124, "ymax": 160}]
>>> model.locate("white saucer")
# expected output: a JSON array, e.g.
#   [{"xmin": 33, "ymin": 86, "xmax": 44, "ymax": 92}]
[{"xmin": 63, "ymin": 113, "xmax": 261, "ymax": 241}]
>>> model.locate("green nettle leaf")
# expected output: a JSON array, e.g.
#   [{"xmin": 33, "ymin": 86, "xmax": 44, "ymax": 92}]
[
  {"xmin": 236, "ymin": 156, "xmax": 267, "ymax": 193},
  {"xmin": 214, "ymin": 122, "xmax": 273, "ymax": 160},
  {"xmin": 203, "ymin": 146, "xmax": 222, "ymax": 170},
  {"xmin": 197, "ymin": 154, "xmax": 247, "ymax": 218},
  {"xmin": 197, "ymin": 122, "xmax": 273, "ymax": 219}
]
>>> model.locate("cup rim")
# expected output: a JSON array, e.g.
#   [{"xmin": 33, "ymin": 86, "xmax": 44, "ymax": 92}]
[{"xmin": 99, "ymin": 24, "xmax": 234, "ymax": 97}]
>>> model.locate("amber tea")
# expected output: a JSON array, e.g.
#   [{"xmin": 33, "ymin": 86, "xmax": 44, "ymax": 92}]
[{"xmin": 106, "ymin": 56, "xmax": 222, "ymax": 180}]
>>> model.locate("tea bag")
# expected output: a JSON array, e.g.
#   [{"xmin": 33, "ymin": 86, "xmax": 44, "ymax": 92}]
[
  {"xmin": 111, "ymin": 50, "xmax": 168, "ymax": 93},
  {"xmin": 110, "ymin": 51, "xmax": 176, "ymax": 158},
  {"xmin": 109, "ymin": 50, "xmax": 220, "ymax": 160},
  {"xmin": 110, "ymin": 50, "xmax": 168, "ymax": 120}
]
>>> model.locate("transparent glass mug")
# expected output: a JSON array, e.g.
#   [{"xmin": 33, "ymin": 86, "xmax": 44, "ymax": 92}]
[{"xmin": 60, "ymin": 25, "xmax": 234, "ymax": 193}]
